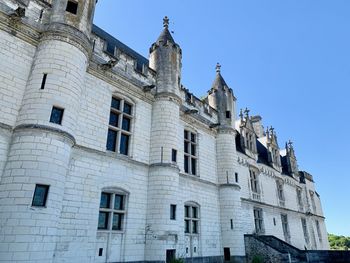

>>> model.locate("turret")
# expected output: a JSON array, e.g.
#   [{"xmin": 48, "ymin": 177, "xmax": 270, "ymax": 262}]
[
  {"xmin": 208, "ymin": 63, "xmax": 236, "ymax": 128},
  {"xmin": 0, "ymin": 1, "xmax": 96, "ymax": 261},
  {"xmin": 50, "ymin": 0, "xmax": 96, "ymax": 38},
  {"xmin": 149, "ymin": 16, "xmax": 182, "ymax": 97},
  {"xmin": 207, "ymin": 65, "xmax": 245, "ymax": 259},
  {"xmin": 145, "ymin": 17, "xmax": 182, "ymax": 261}
]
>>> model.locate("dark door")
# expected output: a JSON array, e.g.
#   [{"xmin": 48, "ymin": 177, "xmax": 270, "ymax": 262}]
[
  {"xmin": 224, "ymin": 247, "xmax": 231, "ymax": 261},
  {"xmin": 166, "ymin": 249, "xmax": 176, "ymax": 263}
]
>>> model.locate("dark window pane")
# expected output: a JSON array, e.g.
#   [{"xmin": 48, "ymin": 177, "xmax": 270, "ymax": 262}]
[
  {"xmin": 98, "ymin": 212, "xmax": 109, "ymax": 229},
  {"xmin": 191, "ymin": 158, "xmax": 196, "ymax": 175},
  {"xmin": 106, "ymin": 129, "xmax": 117, "ymax": 151},
  {"xmin": 191, "ymin": 144, "xmax": 196, "ymax": 156},
  {"xmin": 191, "ymin": 133, "xmax": 196, "ymax": 143},
  {"xmin": 193, "ymin": 221, "xmax": 198, "ymax": 233},
  {"xmin": 50, "ymin": 107, "xmax": 64, "ymax": 125},
  {"xmin": 185, "ymin": 205, "xmax": 190, "ymax": 217},
  {"xmin": 112, "ymin": 213, "xmax": 122, "ymax": 230},
  {"xmin": 122, "ymin": 117, "xmax": 131, "ymax": 131},
  {"xmin": 109, "ymin": 112, "xmax": 119, "ymax": 127},
  {"xmin": 114, "ymin": 194, "xmax": 123, "ymax": 210},
  {"xmin": 192, "ymin": 207, "xmax": 197, "ymax": 218},
  {"xmin": 185, "ymin": 220, "xmax": 190, "ymax": 233},
  {"xmin": 123, "ymin": 102, "xmax": 132, "ymax": 115},
  {"xmin": 111, "ymin": 98, "xmax": 120, "ymax": 110},
  {"xmin": 66, "ymin": 0, "xmax": 78, "ymax": 14},
  {"xmin": 100, "ymin": 192, "xmax": 110, "ymax": 208},
  {"xmin": 170, "ymin": 204, "xmax": 176, "ymax": 220},
  {"xmin": 184, "ymin": 142, "xmax": 189, "ymax": 153},
  {"xmin": 184, "ymin": 156, "xmax": 189, "ymax": 173},
  {"xmin": 172, "ymin": 149, "xmax": 177, "ymax": 162},
  {"xmin": 32, "ymin": 184, "xmax": 49, "ymax": 207},
  {"xmin": 184, "ymin": 130, "xmax": 188, "ymax": 140},
  {"xmin": 120, "ymin": 134, "xmax": 129, "ymax": 155}
]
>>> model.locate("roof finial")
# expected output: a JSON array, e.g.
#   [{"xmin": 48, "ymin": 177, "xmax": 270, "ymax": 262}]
[
  {"xmin": 239, "ymin": 109, "xmax": 243, "ymax": 120},
  {"xmin": 244, "ymin": 107, "xmax": 250, "ymax": 118},
  {"xmin": 163, "ymin": 16, "xmax": 169, "ymax": 29},
  {"xmin": 288, "ymin": 140, "xmax": 293, "ymax": 148},
  {"xmin": 216, "ymin": 63, "xmax": 221, "ymax": 73}
]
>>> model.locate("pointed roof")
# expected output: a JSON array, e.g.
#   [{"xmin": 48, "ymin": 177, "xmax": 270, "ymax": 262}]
[
  {"xmin": 210, "ymin": 63, "xmax": 228, "ymax": 90},
  {"xmin": 156, "ymin": 16, "xmax": 176, "ymax": 45}
]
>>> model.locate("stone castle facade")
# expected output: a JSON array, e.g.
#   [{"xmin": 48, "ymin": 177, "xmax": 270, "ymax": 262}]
[{"xmin": 0, "ymin": 0, "xmax": 329, "ymax": 262}]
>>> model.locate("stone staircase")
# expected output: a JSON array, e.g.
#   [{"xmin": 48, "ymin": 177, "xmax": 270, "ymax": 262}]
[
  {"xmin": 244, "ymin": 234, "xmax": 307, "ymax": 263},
  {"xmin": 244, "ymin": 235, "xmax": 350, "ymax": 263}
]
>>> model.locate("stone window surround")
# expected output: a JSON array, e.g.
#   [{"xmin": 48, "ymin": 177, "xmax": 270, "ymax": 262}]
[
  {"xmin": 106, "ymin": 94, "xmax": 134, "ymax": 156},
  {"xmin": 184, "ymin": 202, "xmax": 200, "ymax": 235},
  {"xmin": 253, "ymin": 207, "xmax": 264, "ymax": 234},
  {"xmin": 97, "ymin": 187, "xmax": 129, "ymax": 233},
  {"xmin": 184, "ymin": 129, "xmax": 198, "ymax": 176},
  {"xmin": 301, "ymin": 217, "xmax": 310, "ymax": 245},
  {"xmin": 281, "ymin": 213, "xmax": 290, "ymax": 242},
  {"xmin": 249, "ymin": 166, "xmax": 260, "ymax": 200}
]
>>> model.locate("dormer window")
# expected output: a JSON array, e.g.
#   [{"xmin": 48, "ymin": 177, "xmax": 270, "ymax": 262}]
[{"xmin": 66, "ymin": 1, "xmax": 78, "ymax": 15}]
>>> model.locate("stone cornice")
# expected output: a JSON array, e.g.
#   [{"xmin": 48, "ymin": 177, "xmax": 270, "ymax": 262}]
[
  {"xmin": 241, "ymin": 197, "xmax": 326, "ymax": 219},
  {"xmin": 88, "ymin": 61, "xmax": 155, "ymax": 105},
  {"xmin": 14, "ymin": 124, "xmax": 76, "ymax": 145}
]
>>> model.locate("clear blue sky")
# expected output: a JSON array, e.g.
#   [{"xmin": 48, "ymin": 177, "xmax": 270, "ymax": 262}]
[{"xmin": 94, "ymin": 1, "xmax": 350, "ymax": 236}]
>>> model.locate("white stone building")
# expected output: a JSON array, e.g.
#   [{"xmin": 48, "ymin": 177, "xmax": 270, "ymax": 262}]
[{"xmin": 0, "ymin": 0, "xmax": 329, "ymax": 262}]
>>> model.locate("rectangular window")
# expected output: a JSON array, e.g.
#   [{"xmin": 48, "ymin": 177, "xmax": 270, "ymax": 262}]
[
  {"xmin": 184, "ymin": 130, "xmax": 197, "ymax": 175},
  {"xmin": 172, "ymin": 149, "xmax": 177, "ymax": 163},
  {"xmin": 315, "ymin": 220, "xmax": 322, "ymax": 242},
  {"xmin": 106, "ymin": 97, "xmax": 133, "ymax": 156},
  {"xmin": 40, "ymin": 73, "xmax": 47, "ymax": 90},
  {"xmin": 225, "ymin": 111, "xmax": 231, "ymax": 118},
  {"xmin": 170, "ymin": 204, "xmax": 176, "ymax": 220},
  {"xmin": 301, "ymin": 218, "xmax": 309, "ymax": 244},
  {"xmin": 224, "ymin": 247, "xmax": 231, "ymax": 261},
  {"xmin": 253, "ymin": 208, "xmax": 264, "ymax": 234},
  {"xmin": 184, "ymin": 204, "xmax": 199, "ymax": 234},
  {"xmin": 235, "ymin": 172, "xmax": 238, "ymax": 183},
  {"xmin": 281, "ymin": 214, "xmax": 290, "ymax": 242},
  {"xmin": 66, "ymin": 0, "xmax": 78, "ymax": 14},
  {"xmin": 310, "ymin": 191, "xmax": 317, "ymax": 213},
  {"xmin": 230, "ymin": 219, "xmax": 233, "ymax": 229},
  {"xmin": 50, "ymin": 106, "xmax": 64, "ymax": 125},
  {"xmin": 32, "ymin": 184, "xmax": 49, "ymax": 207},
  {"xmin": 297, "ymin": 188, "xmax": 303, "ymax": 210},
  {"xmin": 98, "ymin": 192, "xmax": 126, "ymax": 231}
]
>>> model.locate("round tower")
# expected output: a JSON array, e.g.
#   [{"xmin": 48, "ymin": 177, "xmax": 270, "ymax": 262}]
[
  {"xmin": 207, "ymin": 64, "xmax": 245, "ymax": 259},
  {"xmin": 0, "ymin": 1, "xmax": 96, "ymax": 261},
  {"xmin": 145, "ymin": 17, "xmax": 182, "ymax": 261}
]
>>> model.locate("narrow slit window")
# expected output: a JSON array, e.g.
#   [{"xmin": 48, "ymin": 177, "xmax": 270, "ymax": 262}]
[
  {"xmin": 226, "ymin": 111, "xmax": 231, "ymax": 118},
  {"xmin": 40, "ymin": 73, "xmax": 47, "ymax": 90},
  {"xmin": 66, "ymin": 1, "xmax": 78, "ymax": 14},
  {"xmin": 170, "ymin": 204, "xmax": 176, "ymax": 220},
  {"xmin": 172, "ymin": 149, "xmax": 177, "ymax": 163}
]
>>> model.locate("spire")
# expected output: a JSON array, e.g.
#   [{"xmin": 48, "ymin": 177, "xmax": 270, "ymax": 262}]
[
  {"xmin": 209, "ymin": 63, "xmax": 229, "ymax": 92},
  {"xmin": 156, "ymin": 16, "xmax": 176, "ymax": 45}
]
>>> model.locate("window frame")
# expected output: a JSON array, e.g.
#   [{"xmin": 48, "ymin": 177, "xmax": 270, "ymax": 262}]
[
  {"xmin": 253, "ymin": 207, "xmax": 264, "ymax": 234},
  {"xmin": 301, "ymin": 217, "xmax": 310, "ymax": 244},
  {"xmin": 249, "ymin": 168, "xmax": 260, "ymax": 200},
  {"xmin": 281, "ymin": 213, "xmax": 290, "ymax": 242},
  {"xmin": 184, "ymin": 130, "xmax": 198, "ymax": 176},
  {"xmin": 97, "ymin": 190, "xmax": 128, "ymax": 232},
  {"xmin": 184, "ymin": 203, "xmax": 200, "ymax": 235},
  {"xmin": 31, "ymin": 184, "xmax": 50, "ymax": 207},
  {"xmin": 106, "ymin": 96, "xmax": 134, "ymax": 156}
]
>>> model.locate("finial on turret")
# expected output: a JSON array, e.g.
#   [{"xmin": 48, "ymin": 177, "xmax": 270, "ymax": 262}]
[
  {"xmin": 163, "ymin": 16, "xmax": 169, "ymax": 29},
  {"xmin": 239, "ymin": 109, "xmax": 244, "ymax": 121},
  {"xmin": 244, "ymin": 107, "xmax": 250, "ymax": 118},
  {"xmin": 216, "ymin": 63, "xmax": 221, "ymax": 73},
  {"xmin": 269, "ymin": 126, "xmax": 274, "ymax": 135},
  {"xmin": 288, "ymin": 140, "xmax": 293, "ymax": 148}
]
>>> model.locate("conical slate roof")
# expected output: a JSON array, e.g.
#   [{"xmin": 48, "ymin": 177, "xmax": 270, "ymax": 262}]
[
  {"xmin": 209, "ymin": 63, "xmax": 229, "ymax": 92},
  {"xmin": 156, "ymin": 16, "xmax": 176, "ymax": 44}
]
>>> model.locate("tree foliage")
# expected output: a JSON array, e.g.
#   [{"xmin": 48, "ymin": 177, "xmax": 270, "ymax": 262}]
[{"xmin": 328, "ymin": 233, "xmax": 350, "ymax": 250}]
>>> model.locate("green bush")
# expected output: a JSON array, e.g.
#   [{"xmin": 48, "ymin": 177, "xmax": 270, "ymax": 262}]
[
  {"xmin": 169, "ymin": 258, "xmax": 184, "ymax": 263},
  {"xmin": 252, "ymin": 255, "xmax": 263, "ymax": 263}
]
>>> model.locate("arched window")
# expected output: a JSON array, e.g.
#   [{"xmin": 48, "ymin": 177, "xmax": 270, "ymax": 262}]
[
  {"xmin": 106, "ymin": 96, "xmax": 134, "ymax": 156},
  {"xmin": 97, "ymin": 188, "xmax": 128, "ymax": 231},
  {"xmin": 184, "ymin": 202, "xmax": 200, "ymax": 234}
]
